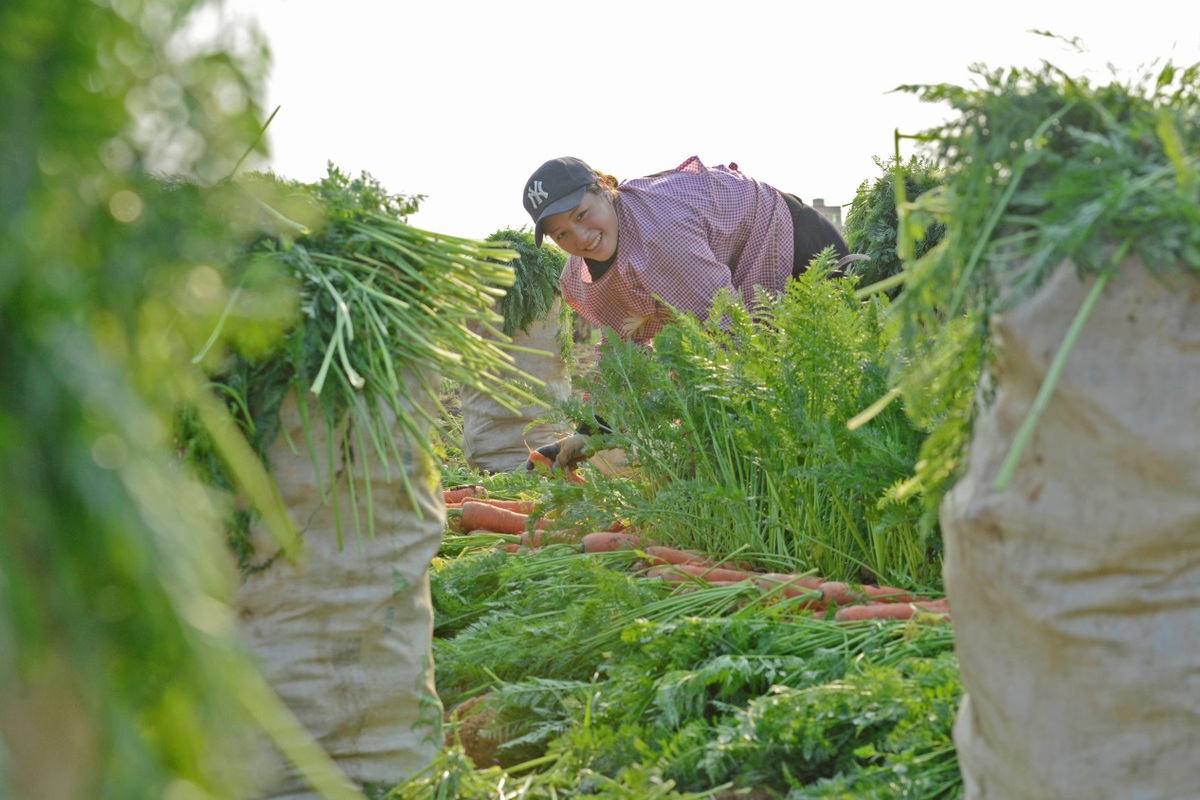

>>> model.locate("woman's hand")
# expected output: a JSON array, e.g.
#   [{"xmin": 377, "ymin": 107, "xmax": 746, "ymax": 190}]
[
  {"xmin": 525, "ymin": 434, "xmax": 591, "ymax": 474},
  {"xmin": 553, "ymin": 433, "xmax": 591, "ymax": 470}
]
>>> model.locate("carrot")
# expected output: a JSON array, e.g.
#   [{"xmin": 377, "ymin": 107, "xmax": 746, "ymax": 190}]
[
  {"xmin": 581, "ymin": 531, "xmax": 647, "ymax": 553},
  {"xmin": 526, "ymin": 449, "xmax": 554, "ymax": 474},
  {"xmin": 642, "ymin": 546, "xmax": 716, "ymax": 568},
  {"xmin": 496, "ymin": 543, "xmax": 523, "ymax": 554},
  {"xmin": 834, "ymin": 599, "xmax": 950, "ymax": 623},
  {"xmin": 460, "ymin": 500, "xmax": 531, "ymax": 535},
  {"xmin": 915, "ymin": 598, "xmax": 951, "ymax": 615},
  {"xmin": 755, "ymin": 573, "xmax": 824, "ymax": 599},
  {"xmin": 834, "ymin": 603, "xmax": 916, "ymax": 622},
  {"xmin": 648, "ymin": 563, "xmax": 761, "ymax": 584},
  {"xmin": 464, "ymin": 497, "xmax": 535, "ymax": 514},
  {"xmin": 860, "ymin": 585, "xmax": 921, "ymax": 604},
  {"xmin": 447, "ymin": 498, "xmax": 535, "ymax": 514},
  {"xmin": 817, "ymin": 581, "xmax": 867, "ymax": 606},
  {"xmin": 444, "ymin": 484, "xmax": 486, "ymax": 504}
]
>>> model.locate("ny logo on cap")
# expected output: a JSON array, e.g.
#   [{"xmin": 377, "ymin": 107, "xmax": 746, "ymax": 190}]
[{"xmin": 527, "ymin": 181, "xmax": 549, "ymax": 209}]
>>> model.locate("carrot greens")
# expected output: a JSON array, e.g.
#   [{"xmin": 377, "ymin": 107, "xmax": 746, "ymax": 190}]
[
  {"xmin": 555, "ymin": 251, "xmax": 937, "ymax": 586},
  {"xmin": 394, "ymin": 543, "xmax": 959, "ymax": 798},
  {"xmin": 881, "ymin": 44, "xmax": 1200, "ymax": 508},
  {"xmin": 179, "ymin": 167, "xmax": 550, "ymax": 564}
]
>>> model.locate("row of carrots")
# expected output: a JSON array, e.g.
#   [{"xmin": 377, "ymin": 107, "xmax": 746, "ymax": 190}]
[{"xmin": 441, "ymin": 485, "xmax": 950, "ymax": 624}]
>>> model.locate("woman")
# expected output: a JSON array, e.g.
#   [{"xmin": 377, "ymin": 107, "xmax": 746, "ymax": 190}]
[
  {"xmin": 523, "ymin": 154, "xmax": 850, "ymax": 346},
  {"xmin": 521, "ymin": 154, "xmax": 852, "ymax": 470}
]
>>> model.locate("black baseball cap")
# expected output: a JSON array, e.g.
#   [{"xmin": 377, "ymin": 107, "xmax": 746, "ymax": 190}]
[{"xmin": 523, "ymin": 156, "xmax": 595, "ymax": 247}]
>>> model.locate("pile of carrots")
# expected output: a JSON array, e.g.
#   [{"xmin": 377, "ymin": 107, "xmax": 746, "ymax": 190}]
[{"xmin": 441, "ymin": 484, "xmax": 950, "ymax": 624}]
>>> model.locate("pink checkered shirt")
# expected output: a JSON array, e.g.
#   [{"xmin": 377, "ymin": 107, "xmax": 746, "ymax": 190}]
[{"xmin": 559, "ymin": 156, "xmax": 793, "ymax": 345}]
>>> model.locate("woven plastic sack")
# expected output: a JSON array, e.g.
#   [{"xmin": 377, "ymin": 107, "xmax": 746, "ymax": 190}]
[
  {"xmin": 461, "ymin": 297, "xmax": 571, "ymax": 473},
  {"xmin": 238, "ymin": 382, "xmax": 445, "ymax": 798},
  {"xmin": 941, "ymin": 258, "xmax": 1200, "ymax": 799}
]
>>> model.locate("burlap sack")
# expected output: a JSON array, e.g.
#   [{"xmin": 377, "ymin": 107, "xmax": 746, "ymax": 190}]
[
  {"xmin": 238, "ymin": 382, "xmax": 445, "ymax": 798},
  {"xmin": 941, "ymin": 258, "xmax": 1200, "ymax": 799},
  {"xmin": 0, "ymin": 664, "xmax": 96, "ymax": 800},
  {"xmin": 461, "ymin": 298, "xmax": 571, "ymax": 473}
]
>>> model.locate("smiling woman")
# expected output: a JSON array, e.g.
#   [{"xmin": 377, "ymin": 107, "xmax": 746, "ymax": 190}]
[
  {"xmin": 519, "ymin": 153, "xmax": 853, "ymax": 471},
  {"xmin": 521, "ymin": 154, "xmax": 850, "ymax": 348}
]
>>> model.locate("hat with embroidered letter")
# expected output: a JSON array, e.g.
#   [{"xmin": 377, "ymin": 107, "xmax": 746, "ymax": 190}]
[{"xmin": 522, "ymin": 156, "xmax": 595, "ymax": 247}]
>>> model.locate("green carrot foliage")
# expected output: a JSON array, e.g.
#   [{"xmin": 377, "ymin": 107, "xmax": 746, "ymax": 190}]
[
  {"xmin": 485, "ymin": 228, "xmax": 569, "ymax": 338},
  {"xmin": 1, "ymin": 1, "xmax": 361, "ymax": 797},
  {"xmin": 841, "ymin": 154, "xmax": 947, "ymax": 296},
  {"xmin": 885, "ymin": 41, "xmax": 1200, "ymax": 510},
  {"xmin": 179, "ymin": 167, "xmax": 552, "ymax": 563},
  {"xmin": 398, "ymin": 543, "xmax": 960, "ymax": 798},
  {"xmin": 556, "ymin": 253, "xmax": 937, "ymax": 586}
]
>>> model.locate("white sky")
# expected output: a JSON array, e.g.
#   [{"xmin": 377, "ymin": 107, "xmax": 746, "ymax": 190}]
[{"xmin": 214, "ymin": 0, "xmax": 1200, "ymax": 240}]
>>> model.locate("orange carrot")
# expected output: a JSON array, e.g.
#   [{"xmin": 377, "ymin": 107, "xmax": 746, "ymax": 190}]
[
  {"xmin": 496, "ymin": 543, "xmax": 523, "ymax": 554},
  {"xmin": 465, "ymin": 497, "xmax": 535, "ymax": 514},
  {"xmin": 642, "ymin": 546, "xmax": 716, "ymax": 568},
  {"xmin": 526, "ymin": 449, "xmax": 554, "ymax": 474},
  {"xmin": 834, "ymin": 599, "xmax": 950, "ymax": 623},
  {"xmin": 834, "ymin": 603, "xmax": 917, "ymax": 622},
  {"xmin": 916, "ymin": 598, "xmax": 951, "ymax": 615},
  {"xmin": 755, "ymin": 573, "xmax": 824, "ymax": 599},
  {"xmin": 581, "ymin": 531, "xmax": 647, "ymax": 553},
  {"xmin": 446, "ymin": 498, "xmax": 534, "ymax": 514},
  {"xmin": 648, "ymin": 563, "xmax": 760, "ymax": 584},
  {"xmin": 818, "ymin": 581, "xmax": 867, "ymax": 606},
  {"xmin": 444, "ymin": 484, "xmax": 486, "ymax": 504},
  {"xmin": 460, "ymin": 500, "xmax": 531, "ymax": 535},
  {"xmin": 860, "ymin": 585, "xmax": 921, "ymax": 604}
]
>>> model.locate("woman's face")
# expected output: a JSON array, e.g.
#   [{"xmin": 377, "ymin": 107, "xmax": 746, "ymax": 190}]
[{"xmin": 542, "ymin": 188, "xmax": 618, "ymax": 261}]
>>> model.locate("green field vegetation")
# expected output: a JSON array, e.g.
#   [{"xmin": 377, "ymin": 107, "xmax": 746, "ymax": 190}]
[{"xmin": 7, "ymin": 2, "xmax": 1199, "ymax": 797}]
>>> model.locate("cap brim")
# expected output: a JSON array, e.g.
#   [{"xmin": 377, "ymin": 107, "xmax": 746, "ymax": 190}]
[{"xmin": 533, "ymin": 185, "xmax": 588, "ymax": 247}]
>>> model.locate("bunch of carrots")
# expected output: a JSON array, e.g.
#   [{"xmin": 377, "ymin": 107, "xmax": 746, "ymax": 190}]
[{"xmin": 440, "ymin": 484, "xmax": 949, "ymax": 625}]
